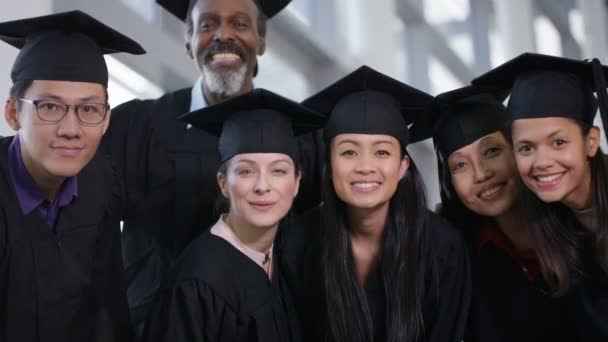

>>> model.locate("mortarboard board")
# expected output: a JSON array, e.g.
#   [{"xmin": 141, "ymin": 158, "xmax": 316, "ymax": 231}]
[
  {"xmin": 410, "ymin": 85, "xmax": 510, "ymax": 159},
  {"xmin": 0, "ymin": 10, "xmax": 145, "ymax": 86},
  {"xmin": 472, "ymin": 53, "xmax": 608, "ymax": 142},
  {"xmin": 179, "ymin": 88, "xmax": 326, "ymax": 163},
  {"xmin": 156, "ymin": 0, "xmax": 291, "ymax": 22},
  {"xmin": 302, "ymin": 65, "xmax": 433, "ymax": 148}
]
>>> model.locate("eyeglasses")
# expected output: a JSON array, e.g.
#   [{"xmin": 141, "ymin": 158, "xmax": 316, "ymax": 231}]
[{"xmin": 17, "ymin": 98, "xmax": 110, "ymax": 125}]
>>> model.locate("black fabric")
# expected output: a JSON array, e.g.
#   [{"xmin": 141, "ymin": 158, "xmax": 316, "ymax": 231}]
[
  {"xmin": 461, "ymin": 230, "xmax": 577, "ymax": 342},
  {"xmin": 410, "ymin": 85, "xmax": 510, "ymax": 160},
  {"xmin": 282, "ymin": 207, "xmax": 471, "ymax": 342},
  {"xmin": 141, "ymin": 229, "xmax": 301, "ymax": 342},
  {"xmin": 101, "ymin": 87, "xmax": 324, "ymax": 336},
  {"xmin": 472, "ymin": 53, "xmax": 608, "ymax": 125},
  {"xmin": 303, "ymin": 65, "xmax": 433, "ymax": 147},
  {"xmin": 0, "ymin": 10, "xmax": 145, "ymax": 85},
  {"xmin": 0, "ymin": 137, "xmax": 132, "ymax": 342},
  {"xmin": 156, "ymin": 0, "xmax": 291, "ymax": 21},
  {"xmin": 180, "ymin": 88, "xmax": 325, "ymax": 163},
  {"xmin": 564, "ymin": 241, "xmax": 608, "ymax": 342}
]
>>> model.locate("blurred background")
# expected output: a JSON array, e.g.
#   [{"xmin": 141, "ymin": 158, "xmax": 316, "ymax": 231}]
[{"xmin": 1, "ymin": 0, "xmax": 607, "ymax": 206}]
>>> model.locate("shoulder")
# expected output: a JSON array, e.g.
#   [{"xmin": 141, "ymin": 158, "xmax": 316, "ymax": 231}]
[
  {"xmin": 111, "ymin": 88, "xmax": 192, "ymax": 117},
  {"xmin": 424, "ymin": 210, "xmax": 469, "ymax": 268}
]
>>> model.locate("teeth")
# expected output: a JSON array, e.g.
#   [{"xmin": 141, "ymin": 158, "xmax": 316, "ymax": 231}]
[
  {"xmin": 213, "ymin": 53, "xmax": 240, "ymax": 61},
  {"xmin": 481, "ymin": 186, "xmax": 501, "ymax": 199},
  {"xmin": 353, "ymin": 182, "xmax": 380, "ymax": 189},
  {"xmin": 537, "ymin": 174, "xmax": 562, "ymax": 183}
]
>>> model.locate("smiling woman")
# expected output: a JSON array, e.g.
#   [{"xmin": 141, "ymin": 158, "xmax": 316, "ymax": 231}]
[{"xmin": 283, "ymin": 66, "xmax": 471, "ymax": 342}]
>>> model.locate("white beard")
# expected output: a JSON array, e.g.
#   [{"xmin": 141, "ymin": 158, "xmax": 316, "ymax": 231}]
[{"xmin": 202, "ymin": 64, "xmax": 248, "ymax": 98}]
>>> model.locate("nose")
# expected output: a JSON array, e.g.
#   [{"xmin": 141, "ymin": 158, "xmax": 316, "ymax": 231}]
[
  {"xmin": 253, "ymin": 172, "xmax": 271, "ymax": 194},
  {"xmin": 472, "ymin": 159, "xmax": 493, "ymax": 184},
  {"xmin": 354, "ymin": 153, "xmax": 376, "ymax": 175},
  {"xmin": 532, "ymin": 147, "xmax": 555, "ymax": 170},
  {"xmin": 213, "ymin": 23, "xmax": 234, "ymax": 42},
  {"xmin": 56, "ymin": 106, "xmax": 81, "ymax": 139}
]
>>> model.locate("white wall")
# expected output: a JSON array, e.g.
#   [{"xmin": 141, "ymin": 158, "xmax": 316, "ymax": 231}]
[{"xmin": 0, "ymin": 1, "xmax": 52, "ymax": 137}]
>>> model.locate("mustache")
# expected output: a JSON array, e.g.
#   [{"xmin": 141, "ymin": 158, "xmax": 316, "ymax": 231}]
[{"xmin": 204, "ymin": 42, "xmax": 246, "ymax": 60}]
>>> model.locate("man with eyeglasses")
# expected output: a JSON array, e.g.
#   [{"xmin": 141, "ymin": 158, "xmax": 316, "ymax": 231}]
[{"xmin": 0, "ymin": 11, "xmax": 145, "ymax": 342}]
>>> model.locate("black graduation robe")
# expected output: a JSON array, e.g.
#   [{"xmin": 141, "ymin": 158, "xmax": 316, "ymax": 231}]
[
  {"xmin": 0, "ymin": 137, "xmax": 132, "ymax": 342},
  {"xmin": 282, "ymin": 207, "xmax": 471, "ymax": 342},
  {"xmin": 141, "ymin": 228, "xmax": 301, "ymax": 342},
  {"xmin": 464, "ymin": 232, "xmax": 577, "ymax": 342},
  {"xmin": 102, "ymin": 87, "xmax": 324, "ymax": 330},
  {"xmin": 566, "ymin": 241, "xmax": 608, "ymax": 342}
]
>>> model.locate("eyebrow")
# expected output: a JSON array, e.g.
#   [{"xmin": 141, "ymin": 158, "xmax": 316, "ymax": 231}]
[
  {"xmin": 235, "ymin": 158, "xmax": 293, "ymax": 166},
  {"xmin": 515, "ymin": 129, "xmax": 564, "ymax": 145},
  {"xmin": 36, "ymin": 93, "xmax": 104, "ymax": 102}
]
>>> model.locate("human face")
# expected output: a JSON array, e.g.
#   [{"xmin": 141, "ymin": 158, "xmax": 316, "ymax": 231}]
[
  {"xmin": 4, "ymin": 80, "xmax": 110, "ymax": 185},
  {"xmin": 330, "ymin": 134, "xmax": 409, "ymax": 211},
  {"xmin": 188, "ymin": 0, "xmax": 266, "ymax": 98},
  {"xmin": 512, "ymin": 117, "xmax": 600, "ymax": 210},
  {"xmin": 448, "ymin": 132, "xmax": 519, "ymax": 217},
  {"xmin": 217, "ymin": 153, "xmax": 301, "ymax": 230}
]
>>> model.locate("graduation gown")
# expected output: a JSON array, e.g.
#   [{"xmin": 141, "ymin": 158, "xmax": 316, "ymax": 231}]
[
  {"xmin": 566, "ymin": 241, "xmax": 608, "ymax": 342},
  {"xmin": 141, "ymin": 229, "xmax": 301, "ymax": 342},
  {"xmin": 102, "ymin": 87, "xmax": 324, "ymax": 329},
  {"xmin": 0, "ymin": 137, "xmax": 132, "ymax": 342},
  {"xmin": 463, "ymin": 228, "xmax": 577, "ymax": 342},
  {"xmin": 283, "ymin": 207, "xmax": 471, "ymax": 342}
]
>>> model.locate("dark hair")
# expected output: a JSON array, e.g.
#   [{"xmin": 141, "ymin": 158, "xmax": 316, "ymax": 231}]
[
  {"xmin": 581, "ymin": 123, "xmax": 608, "ymax": 274},
  {"xmin": 214, "ymin": 156, "xmax": 303, "ymax": 214},
  {"xmin": 322, "ymin": 146, "xmax": 431, "ymax": 342}
]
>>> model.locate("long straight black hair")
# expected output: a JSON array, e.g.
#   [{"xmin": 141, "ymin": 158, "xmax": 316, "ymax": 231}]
[{"xmin": 321, "ymin": 146, "xmax": 431, "ymax": 342}]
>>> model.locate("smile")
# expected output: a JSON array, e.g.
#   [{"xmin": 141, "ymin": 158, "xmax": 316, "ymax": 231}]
[
  {"xmin": 477, "ymin": 183, "xmax": 505, "ymax": 201},
  {"xmin": 351, "ymin": 182, "xmax": 382, "ymax": 192},
  {"xmin": 534, "ymin": 172, "xmax": 566, "ymax": 188},
  {"xmin": 211, "ymin": 52, "xmax": 241, "ymax": 63}
]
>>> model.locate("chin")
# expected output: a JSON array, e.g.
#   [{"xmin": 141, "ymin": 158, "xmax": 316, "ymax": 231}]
[{"xmin": 46, "ymin": 163, "xmax": 84, "ymax": 178}]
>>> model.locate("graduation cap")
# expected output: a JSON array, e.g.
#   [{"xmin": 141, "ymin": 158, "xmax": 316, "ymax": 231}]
[
  {"xmin": 157, "ymin": 0, "xmax": 291, "ymax": 21},
  {"xmin": 410, "ymin": 85, "xmax": 510, "ymax": 159},
  {"xmin": 472, "ymin": 52, "xmax": 608, "ymax": 142},
  {"xmin": 302, "ymin": 65, "xmax": 433, "ymax": 147},
  {"xmin": 0, "ymin": 10, "xmax": 145, "ymax": 86},
  {"xmin": 179, "ymin": 88, "xmax": 326, "ymax": 163}
]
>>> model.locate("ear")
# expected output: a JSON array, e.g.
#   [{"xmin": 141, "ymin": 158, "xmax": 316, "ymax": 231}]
[
  {"xmin": 217, "ymin": 172, "xmax": 228, "ymax": 198},
  {"xmin": 257, "ymin": 35, "xmax": 266, "ymax": 56},
  {"xmin": 293, "ymin": 171, "xmax": 302, "ymax": 198},
  {"xmin": 4, "ymin": 98, "xmax": 20, "ymax": 131},
  {"xmin": 101, "ymin": 109, "xmax": 112, "ymax": 135},
  {"xmin": 586, "ymin": 126, "xmax": 601, "ymax": 158},
  {"xmin": 398, "ymin": 155, "xmax": 410, "ymax": 181},
  {"xmin": 186, "ymin": 42, "xmax": 194, "ymax": 59}
]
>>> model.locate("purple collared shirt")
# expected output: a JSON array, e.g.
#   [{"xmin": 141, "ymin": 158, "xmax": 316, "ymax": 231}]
[{"xmin": 7, "ymin": 135, "xmax": 78, "ymax": 231}]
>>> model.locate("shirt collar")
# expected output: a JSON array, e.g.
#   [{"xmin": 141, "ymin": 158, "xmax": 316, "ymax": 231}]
[
  {"xmin": 8, "ymin": 134, "xmax": 78, "ymax": 215},
  {"xmin": 187, "ymin": 77, "xmax": 208, "ymax": 130},
  {"xmin": 210, "ymin": 215, "xmax": 273, "ymax": 270}
]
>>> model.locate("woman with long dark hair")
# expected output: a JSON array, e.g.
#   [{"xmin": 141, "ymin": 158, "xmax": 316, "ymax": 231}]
[
  {"xmin": 474, "ymin": 53, "xmax": 608, "ymax": 340},
  {"xmin": 413, "ymin": 85, "xmax": 578, "ymax": 341},
  {"xmin": 141, "ymin": 89, "xmax": 325, "ymax": 342},
  {"xmin": 284, "ymin": 66, "xmax": 471, "ymax": 342}
]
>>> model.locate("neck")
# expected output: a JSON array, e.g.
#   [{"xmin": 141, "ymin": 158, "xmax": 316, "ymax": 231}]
[
  {"xmin": 20, "ymin": 149, "xmax": 64, "ymax": 203},
  {"xmin": 494, "ymin": 207, "xmax": 531, "ymax": 253},
  {"xmin": 347, "ymin": 203, "xmax": 388, "ymax": 285},
  {"xmin": 224, "ymin": 213, "xmax": 277, "ymax": 254},
  {"xmin": 202, "ymin": 80, "xmax": 254, "ymax": 106}
]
